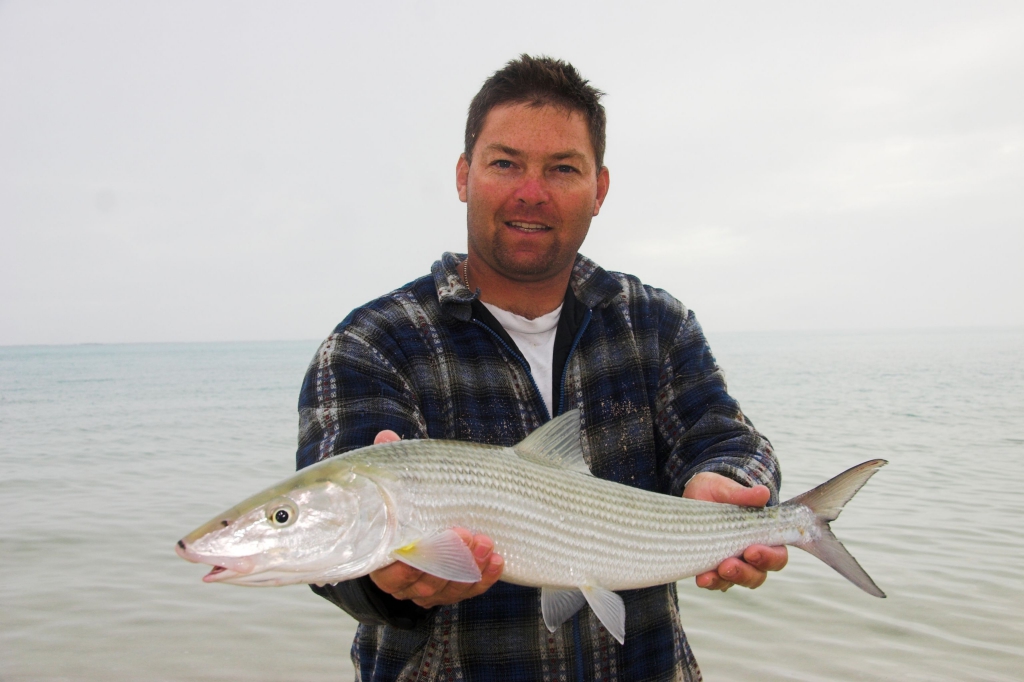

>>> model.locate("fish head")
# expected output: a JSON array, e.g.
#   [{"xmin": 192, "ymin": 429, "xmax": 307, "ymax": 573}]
[{"xmin": 175, "ymin": 463, "xmax": 393, "ymax": 586}]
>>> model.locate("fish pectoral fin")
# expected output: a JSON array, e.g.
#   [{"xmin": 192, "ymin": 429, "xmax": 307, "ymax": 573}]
[
  {"xmin": 581, "ymin": 585, "xmax": 626, "ymax": 645},
  {"xmin": 541, "ymin": 587, "xmax": 588, "ymax": 633},
  {"xmin": 390, "ymin": 529, "xmax": 483, "ymax": 583}
]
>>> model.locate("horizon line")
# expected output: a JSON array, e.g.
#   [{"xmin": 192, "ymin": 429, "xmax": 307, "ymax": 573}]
[{"xmin": 2, "ymin": 324, "xmax": 1023, "ymax": 350}]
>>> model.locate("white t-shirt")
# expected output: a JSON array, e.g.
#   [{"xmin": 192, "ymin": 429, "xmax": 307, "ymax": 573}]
[{"xmin": 482, "ymin": 301, "xmax": 562, "ymax": 417}]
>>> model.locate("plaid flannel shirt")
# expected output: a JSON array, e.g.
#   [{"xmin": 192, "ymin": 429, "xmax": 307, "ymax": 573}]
[{"xmin": 297, "ymin": 252, "xmax": 780, "ymax": 682}]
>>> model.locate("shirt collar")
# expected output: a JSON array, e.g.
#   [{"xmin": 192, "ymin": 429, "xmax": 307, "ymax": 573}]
[{"xmin": 432, "ymin": 251, "xmax": 623, "ymax": 321}]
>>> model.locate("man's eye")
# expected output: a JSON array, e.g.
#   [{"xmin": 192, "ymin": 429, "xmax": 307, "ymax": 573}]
[
  {"xmin": 493, "ymin": 159, "xmax": 513, "ymax": 169},
  {"xmin": 554, "ymin": 165, "xmax": 578, "ymax": 174}
]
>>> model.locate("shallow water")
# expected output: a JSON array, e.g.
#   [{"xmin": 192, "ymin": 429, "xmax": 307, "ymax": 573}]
[{"xmin": 1, "ymin": 329, "xmax": 1021, "ymax": 681}]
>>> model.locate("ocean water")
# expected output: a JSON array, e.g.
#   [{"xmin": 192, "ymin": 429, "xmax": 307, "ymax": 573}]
[{"xmin": 1, "ymin": 329, "xmax": 1022, "ymax": 681}]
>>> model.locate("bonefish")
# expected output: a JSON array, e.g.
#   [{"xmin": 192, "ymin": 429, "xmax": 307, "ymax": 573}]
[{"xmin": 177, "ymin": 410, "xmax": 886, "ymax": 644}]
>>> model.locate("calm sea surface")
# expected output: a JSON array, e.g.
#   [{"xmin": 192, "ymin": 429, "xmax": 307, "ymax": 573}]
[{"xmin": 1, "ymin": 329, "xmax": 1022, "ymax": 681}]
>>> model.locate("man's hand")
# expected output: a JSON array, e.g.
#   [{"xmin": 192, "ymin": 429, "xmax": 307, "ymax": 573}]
[
  {"xmin": 369, "ymin": 429, "xmax": 504, "ymax": 608},
  {"xmin": 683, "ymin": 472, "xmax": 788, "ymax": 592}
]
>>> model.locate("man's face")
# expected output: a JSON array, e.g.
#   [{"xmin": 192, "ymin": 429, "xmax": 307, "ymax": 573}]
[{"xmin": 456, "ymin": 103, "xmax": 610, "ymax": 285}]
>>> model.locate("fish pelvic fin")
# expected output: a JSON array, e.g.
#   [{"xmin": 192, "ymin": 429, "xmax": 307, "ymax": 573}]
[
  {"xmin": 787, "ymin": 459, "xmax": 888, "ymax": 598},
  {"xmin": 541, "ymin": 584, "xmax": 626, "ymax": 645},
  {"xmin": 581, "ymin": 585, "xmax": 626, "ymax": 645},
  {"xmin": 514, "ymin": 409, "xmax": 592, "ymax": 475},
  {"xmin": 541, "ymin": 587, "xmax": 587, "ymax": 632}
]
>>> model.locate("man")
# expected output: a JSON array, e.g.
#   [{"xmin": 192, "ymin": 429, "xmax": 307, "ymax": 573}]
[{"xmin": 297, "ymin": 55, "xmax": 787, "ymax": 681}]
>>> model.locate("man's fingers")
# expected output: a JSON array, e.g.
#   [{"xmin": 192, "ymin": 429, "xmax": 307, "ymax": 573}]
[
  {"xmin": 743, "ymin": 544, "xmax": 788, "ymax": 572},
  {"xmin": 369, "ymin": 560, "xmax": 425, "ymax": 594},
  {"xmin": 477, "ymin": 552, "xmax": 504, "ymax": 587},
  {"xmin": 463, "ymin": 553, "xmax": 504, "ymax": 597},
  {"xmin": 397, "ymin": 572, "xmax": 450, "ymax": 600},
  {"xmin": 696, "ymin": 570, "xmax": 731, "ymax": 592},
  {"xmin": 470, "ymin": 534, "xmax": 493, "ymax": 564},
  {"xmin": 682, "ymin": 473, "xmax": 770, "ymax": 508},
  {"xmin": 723, "ymin": 484, "xmax": 770, "ymax": 508},
  {"xmin": 374, "ymin": 430, "xmax": 401, "ymax": 445},
  {"xmin": 717, "ymin": 557, "xmax": 767, "ymax": 589},
  {"xmin": 696, "ymin": 545, "xmax": 788, "ymax": 592}
]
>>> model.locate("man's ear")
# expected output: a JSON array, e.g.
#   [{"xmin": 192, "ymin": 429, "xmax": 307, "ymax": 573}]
[
  {"xmin": 456, "ymin": 154, "xmax": 470, "ymax": 203},
  {"xmin": 593, "ymin": 166, "xmax": 610, "ymax": 216}
]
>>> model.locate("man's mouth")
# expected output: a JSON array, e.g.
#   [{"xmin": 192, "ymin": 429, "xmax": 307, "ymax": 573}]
[{"xmin": 506, "ymin": 221, "xmax": 552, "ymax": 232}]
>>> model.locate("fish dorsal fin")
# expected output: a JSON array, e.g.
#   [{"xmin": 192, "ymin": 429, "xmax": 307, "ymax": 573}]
[
  {"xmin": 390, "ymin": 529, "xmax": 482, "ymax": 583},
  {"xmin": 513, "ymin": 410, "xmax": 591, "ymax": 475}
]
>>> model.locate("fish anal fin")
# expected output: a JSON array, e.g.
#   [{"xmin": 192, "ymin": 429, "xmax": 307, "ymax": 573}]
[
  {"xmin": 514, "ymin": 409, "xmax": 591, "ymax": 475},
  {"xmin": 390, "ymin": 529, "xmax": 482, "ymax": 583},
  {"xmin": 581, "ymin": 585, "xmax": 626, "ymax": 645},
  {"xmin": 541, "ymin": 587, "xmax": 587, "ymax": 633}
]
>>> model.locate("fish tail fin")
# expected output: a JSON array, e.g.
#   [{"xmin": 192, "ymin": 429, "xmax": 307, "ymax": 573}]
[{"xmin": 786, "ymin": 459, "xmax": 887, "ymax": 598}]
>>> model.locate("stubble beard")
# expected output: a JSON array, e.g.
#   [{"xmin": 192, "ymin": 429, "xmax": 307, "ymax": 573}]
[
  {"xmin": 494, "ymin": 234, "xmax": 567, "ymax": 280},
  {"xmin": 469, "ymin": 222, "xmax": 585, "ymax": 283},
  {"xmin": 463, "ymin": 185, "xmax": 593, "ymax": 283}
]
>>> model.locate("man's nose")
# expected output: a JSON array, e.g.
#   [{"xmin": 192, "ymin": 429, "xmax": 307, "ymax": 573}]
[{"xmin": 512, "ymin": 171, "xmax": 550, "ymax": 205}]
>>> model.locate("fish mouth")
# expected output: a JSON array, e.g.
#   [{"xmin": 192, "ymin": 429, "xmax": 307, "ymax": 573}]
[
  {"xmin": 201, "ymin": 565, "xmax": 238, "ymax": 583},
  {"xmin": 176, "ymin": 539, "xmax": 253, "ymax": 583}
]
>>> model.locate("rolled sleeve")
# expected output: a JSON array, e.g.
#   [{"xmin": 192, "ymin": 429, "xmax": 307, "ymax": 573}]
[
  {"xmin": 311, "ymin": 578, "xmax": 431, "ymax": 630},
  {"xmin": 296, "ymin": 317, "xmax": 431, "ymax": 626},
  {"xmin": 655, "ymin": 309, "xmax": 781, "ymax": 503}
]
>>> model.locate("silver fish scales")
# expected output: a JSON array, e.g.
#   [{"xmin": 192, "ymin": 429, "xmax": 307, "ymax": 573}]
[
  {"xmin": 361, "ymin": 439, "xmax": 803, "ymax": 589},
  {"xmin": 177, "ymin": 410, "xmax": 886, "ymax": 644}
]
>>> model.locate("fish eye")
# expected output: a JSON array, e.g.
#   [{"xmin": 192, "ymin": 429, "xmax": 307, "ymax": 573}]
[{"xmin": 267, "ymin": 499, "xmax": 298, "ymax": 527}]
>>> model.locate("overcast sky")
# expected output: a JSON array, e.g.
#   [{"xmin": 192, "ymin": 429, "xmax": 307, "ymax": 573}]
[{"xmin": 1, "ymin": 1, "xmax": 1021, "ymax": 346}]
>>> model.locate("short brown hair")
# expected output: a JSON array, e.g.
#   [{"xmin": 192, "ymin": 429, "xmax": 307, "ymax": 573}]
[{"xmin": 464, "ymin": 54, "xmax": 607, "ymax": 171}]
